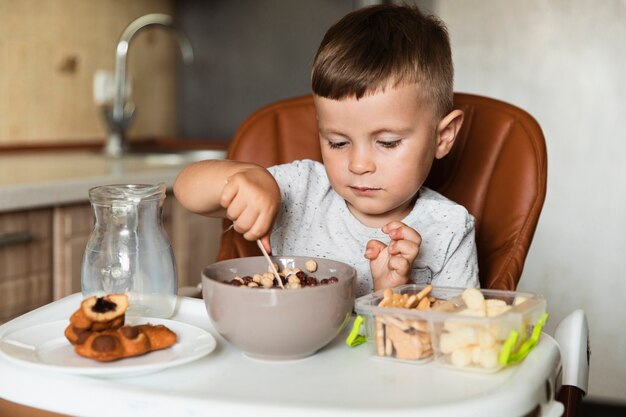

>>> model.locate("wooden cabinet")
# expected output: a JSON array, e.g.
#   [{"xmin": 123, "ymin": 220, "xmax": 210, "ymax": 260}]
[
  {"xmin": 52, "ymin": 203, "xmax": 94, "ymax": 300},
  {"xmin": 0, "ymin": 209, "xmax": 53, "ymax": 323},
  {"xmin": 169, "ymin": 201, "xmax": 222, "ymax": 290},
  {"xmin": 52, "ymin": 196, "xmax": 221, "ymax": 299}
]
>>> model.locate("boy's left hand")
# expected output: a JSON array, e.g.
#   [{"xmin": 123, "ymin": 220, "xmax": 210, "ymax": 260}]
[{"xmin": 365, "ymin": 221, "xmax": 422, "ymax": 291}]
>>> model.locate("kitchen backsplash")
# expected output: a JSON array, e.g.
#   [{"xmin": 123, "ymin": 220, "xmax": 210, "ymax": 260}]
[{"xmin": 0, "ymin": 0, "xmax": 178, "ymax": 146}]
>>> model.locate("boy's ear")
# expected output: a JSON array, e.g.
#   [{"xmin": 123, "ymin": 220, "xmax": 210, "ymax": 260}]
[{"xmin": 435, "ymin": 109, "xmax": 464, "ymax": 159}]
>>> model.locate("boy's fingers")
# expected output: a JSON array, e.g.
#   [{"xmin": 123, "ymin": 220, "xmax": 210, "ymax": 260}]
[
  {"xmin": 258, "ymin": 235, "xmax": 272, "ymax": 254},
  {"xmin": 235, "ymin": 210, "xmax": 258, "ymax": 237},
  {"xmin": 388, "ymin": 255, "xmax": 411, "ymax": 276},
  {"xmin": 386, "ymin": 271, "xmax": 409, "ymax": 287},
  {"xmin": 219, "ymin": 181, "xmax": 238, "ymax": 208},
  {"xmin": 225, "ymin": 199, "xmax": 246, "ymax": 227},
  {"xmin": 245, "ymin": 211, "xmax": 273, "ymax": 242},
  {"xmin": 388, "ymin": 239, "xmax": 420, "ymax": 258},
  {"xmin": 387, "ymin": 226, "xmax": 420, "ymax": 244},
  {"xmin": 384, "ymin": 223, "xmax": 422, "ymax": 246},
  {"xmin": 381, "ymin": 221, "xmax": 405, "ymax": 234},
  {"xmin": 365, "ymin": 239, "xmax": 386, "ymax": 260}
]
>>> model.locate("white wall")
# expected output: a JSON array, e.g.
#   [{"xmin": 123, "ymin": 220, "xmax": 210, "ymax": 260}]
[{"xmin": 423, "ymin": 0, "xmax": 626, "ymax": 402}]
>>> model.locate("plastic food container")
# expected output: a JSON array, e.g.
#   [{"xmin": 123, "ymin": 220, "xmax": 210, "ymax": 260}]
[
  {"xmin": 429, "ymin": 287, "xmax": 547, "ymax": 372},
  {"xmin": 354, "ymin": 285, "xmax": 547, "ymax": 372},
  {"xmin": 354, "ymin": 285, "xmax": 461, "ymax": 364}
]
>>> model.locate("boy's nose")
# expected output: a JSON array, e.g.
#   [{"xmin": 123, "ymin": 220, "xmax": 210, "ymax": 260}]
[{"xmin": 348, "ymin": 149, "xmax": 375, "ymax": 174}]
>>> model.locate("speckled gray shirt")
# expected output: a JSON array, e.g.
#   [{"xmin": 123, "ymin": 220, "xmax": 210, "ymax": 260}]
[{"xmin": 267, "ymin": 160, "xmax": 479, "ymax": 297}]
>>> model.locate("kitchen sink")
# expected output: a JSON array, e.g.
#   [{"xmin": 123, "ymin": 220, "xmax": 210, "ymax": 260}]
[{"xmin": 125, "ymin": 149, "xmax": 226, "ymax": 166}]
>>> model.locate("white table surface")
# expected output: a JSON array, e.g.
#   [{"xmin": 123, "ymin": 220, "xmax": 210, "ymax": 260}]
[
  {"xmin": 0, "ymin": 294, "xmax": 565, "ymax": 417},
  {"xmin": 0, "ymin": 149, "xmax": 226, "ymax": 211}
]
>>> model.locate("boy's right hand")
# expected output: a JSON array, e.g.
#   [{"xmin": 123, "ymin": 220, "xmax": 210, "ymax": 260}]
[{"xmin": 219, "ymin": 166, "xmax": 281, "ymax": 250}]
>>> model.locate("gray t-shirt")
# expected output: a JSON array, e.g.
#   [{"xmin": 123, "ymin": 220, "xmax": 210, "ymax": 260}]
[{"xmin": 268, "ymin": 160, "xmax": 479, "ymax": 297}]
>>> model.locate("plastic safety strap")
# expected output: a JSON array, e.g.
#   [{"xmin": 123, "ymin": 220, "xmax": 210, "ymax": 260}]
[
  {"xmin": 499, "ymin": 313, "xmax": 549, "ymax": 366},
  {"xmin": 346, "ymin": 315, "xmax": 366, "ymax": 347}
]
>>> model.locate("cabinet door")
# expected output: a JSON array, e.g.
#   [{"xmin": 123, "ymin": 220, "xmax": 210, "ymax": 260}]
[
  {"xmin": 169, "ymin": 198, "xmax": 222, "ymax": 288},
  {"xmin": 0, "ymin": 209, "xmax": 53, "ymax": 323},
  {"xmin": 52, "ymin": 203, "xmax": 93, "ymax": 299}
]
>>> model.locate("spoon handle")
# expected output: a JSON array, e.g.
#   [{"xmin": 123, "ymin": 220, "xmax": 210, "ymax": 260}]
[{"xmin": 256, "ymin": 240, "xmax": 284, "ymax": 289}]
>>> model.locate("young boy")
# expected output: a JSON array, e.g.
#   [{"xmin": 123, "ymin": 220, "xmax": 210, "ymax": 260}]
[{"xmin": 174, "ymin": 4, "xmax": 479, "ymax": 297}]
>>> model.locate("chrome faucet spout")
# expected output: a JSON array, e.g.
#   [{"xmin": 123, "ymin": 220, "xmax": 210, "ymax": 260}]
[{"xmin": 104, "ymin": 13, "xmax": 194, "ymax": 157}]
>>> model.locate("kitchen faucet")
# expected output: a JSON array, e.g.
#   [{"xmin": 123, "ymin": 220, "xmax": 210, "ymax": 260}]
[{"xmin": 103, "ymin": 14, "xmax": 194, "ymax": 157}]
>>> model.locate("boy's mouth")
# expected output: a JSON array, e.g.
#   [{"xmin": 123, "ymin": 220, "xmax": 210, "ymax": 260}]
[{"xmin": 349, "ymin": 186, "xmax": 382, "ymax": 195}]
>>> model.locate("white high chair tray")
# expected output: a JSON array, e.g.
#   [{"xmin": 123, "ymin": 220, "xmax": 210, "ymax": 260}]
[{"xmin": 0, "ymin": 293, "xmax": 564, "ymax": 417}]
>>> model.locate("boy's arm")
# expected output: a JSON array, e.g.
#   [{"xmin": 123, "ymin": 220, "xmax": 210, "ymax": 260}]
[
  {"xmin": 173, "ymin": 159, "xmax": 281, "ymax": 244},
  {"xmin": 174, "ymin": 160, "xmax": 253, "ymax": 216}
]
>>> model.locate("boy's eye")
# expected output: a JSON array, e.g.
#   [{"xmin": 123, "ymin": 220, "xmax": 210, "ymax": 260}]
[
  {"xmin": 378, "ymin": 139, "xmax": 402, "ymax": 149},
  {"xmin": 327, "ymin": 141, "xmax": 348, "ymax": 149}
]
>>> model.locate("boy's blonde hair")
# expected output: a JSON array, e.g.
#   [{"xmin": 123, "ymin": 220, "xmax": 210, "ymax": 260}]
[{"xmin": 312, "ymin": 4, "xmax": 454, "ymax": 118}]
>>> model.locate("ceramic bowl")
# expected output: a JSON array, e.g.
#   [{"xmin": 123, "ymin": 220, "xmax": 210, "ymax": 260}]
[{"xmin": 201, "ymin": 256, "xmax": 356, "ymax": 360}]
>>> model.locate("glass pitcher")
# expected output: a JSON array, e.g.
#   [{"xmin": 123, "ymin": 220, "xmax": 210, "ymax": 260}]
[{"xmin": 81, "ymin": 183, "xmax": 177, "ymax": 318}]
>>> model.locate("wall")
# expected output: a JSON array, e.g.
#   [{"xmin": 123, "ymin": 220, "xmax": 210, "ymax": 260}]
[
  {"xmin": 0, "ymin": 0, "xmax": 178, "ymax": 146},
  {"xmin": 417, "ymin": 0, "xmax": 626, "ymax": 403},
  {"xmin": 176, "ymin": 0, "xmax": 355, "ymax": 139}
]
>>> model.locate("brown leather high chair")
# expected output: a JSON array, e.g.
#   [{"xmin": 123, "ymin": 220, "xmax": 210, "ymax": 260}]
[{"xmin": 217, "ymin": 93, "xmax": 547, "ymax": 291}]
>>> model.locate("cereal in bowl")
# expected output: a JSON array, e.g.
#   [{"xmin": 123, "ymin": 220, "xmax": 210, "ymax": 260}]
[{"xmin": 224, "ymin": 260, "xmax": 339, "ymax": 289}]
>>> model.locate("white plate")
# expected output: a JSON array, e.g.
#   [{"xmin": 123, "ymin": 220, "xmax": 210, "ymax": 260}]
[{"xmin": 0, "ymin": 318, "xmax": 216, "ymax": 378}]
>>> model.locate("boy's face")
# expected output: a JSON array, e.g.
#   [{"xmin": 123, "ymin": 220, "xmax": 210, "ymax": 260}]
[{"xmin": 314, "ymin": 84, "xmax": 447, "ymax": 227}]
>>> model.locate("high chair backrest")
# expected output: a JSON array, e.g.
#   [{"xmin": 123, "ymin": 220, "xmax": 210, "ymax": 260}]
[{"xmin": 216, "ymin": 93, "xmax": 547, "ymax": 290}]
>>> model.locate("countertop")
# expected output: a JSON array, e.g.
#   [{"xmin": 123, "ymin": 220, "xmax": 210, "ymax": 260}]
[{"xmin": 0, "ymin": 149, "xmax": 226, "ymax": 212}]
